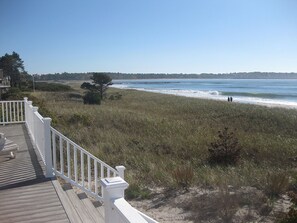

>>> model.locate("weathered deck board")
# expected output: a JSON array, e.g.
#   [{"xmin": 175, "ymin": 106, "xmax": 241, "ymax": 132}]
[
  {"xmin": 62, "ymin": 183, "xmax": 97, "ymax": 222},
  {"xmin": 0, "ymin": 124, "xmax": 70, "ymax": 223},
  {"xmin": 78, "ymin": 192, "xmax": 105, "ymax": 222},
  {"xmin": 52, "ymin": 179, "xmax": 83, "ymax": 223},
  {"xmin": 0, "ymin": 124, "xmax": 44, "ymax": 188},
  {"xmin": 52, "ymin": 179, "xmax": 105, "ymax": 223}
]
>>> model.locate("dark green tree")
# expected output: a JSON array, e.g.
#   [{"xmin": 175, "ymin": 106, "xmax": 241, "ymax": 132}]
[
  {"xmin": 208, "ymin": 127, "xmax": 241, "ymax": 165},
  {"xmin": 81, "ymin": 73, "xmax": 112, "ymax": 99},
  {"xmin": 0, "ymin": 52, "xmax": 25, "ymax": 88}
]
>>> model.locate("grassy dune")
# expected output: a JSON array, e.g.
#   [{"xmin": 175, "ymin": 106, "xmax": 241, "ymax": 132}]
[{"xmin": 30, "ymin": 86, "xmax": 297, "ymax": 193}]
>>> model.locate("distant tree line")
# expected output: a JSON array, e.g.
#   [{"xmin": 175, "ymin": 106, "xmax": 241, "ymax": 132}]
[
  {"xmin": 34, "ymin": 72, "xmax": 92, "ymax": 81},
  {"xmin": 34, "ymin": 72, "xmax": 297, "ymax": 80}
]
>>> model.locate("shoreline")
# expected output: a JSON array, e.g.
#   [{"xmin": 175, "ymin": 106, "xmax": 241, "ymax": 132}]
[{"xmin": 111, "ymin": 86, "xmax": 297, "ymax": 110}]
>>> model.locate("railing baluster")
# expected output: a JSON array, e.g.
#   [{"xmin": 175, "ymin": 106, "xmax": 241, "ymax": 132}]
[
  {"xmin": 5, "ymin": 102, "xmax": 8, "ymax": 123},
  {"xmin": 9, "ymin": 102, "xmax": 12, "ymax": 122},
  {"xmin": 94, "ymin": 160, "xmax": 98, "ymax": 194},
  {"xmin": 1, "ymin": 102, "xmax": 4, "ymax": 123},
  {"xmin": 101, "ymin": 163, "xmax": 104, "ymax": 179},
  {"xmin": 52, "ymin": 132, "xmax": 57, "ymax": 171},
  {"xmin": 74, "ymin": 146, "xmax": 78, "ymax": 182},
  {"xmin": 107, "ymin": 168, "xmax": 110, "ymax": 178},
  {"xmin": 15, "ymin": 102, "xmax": 17, "ymax": 121},
  {"xmin": 17, "ymin": 102, "xmax": 19, "ymax": 122},
  {"xmin": 13, "ymin": 102, "xmax": 16, "ymax": 121},
  {"xmin": 67, "ymin": 141, "xmax": 70, "ymax": 178},
  {"xmin": 60, "ymin": 136, "xmax": 64, "ymax": 174},
  {"xmin": 81, "ymin": 151, "xmax": 84, "ymax": 187},
  {"xmin": 21, "ymin": 101, "xmax": 23, "ymax": 121},
  {"xmin": 88, "ymin": 155, "xmax": 91, "ymax": 190},
  {"xmin": 101, "ymin": 163, "xmax": 104, "ymax": 196}
]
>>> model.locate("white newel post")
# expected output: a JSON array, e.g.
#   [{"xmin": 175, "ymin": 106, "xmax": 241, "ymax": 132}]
[
  {"xmin": 43, "ymin": 117, "xmax": 53, "ymax": 178},
  {"xmin": 32, "ymin": 106, "xmax": 39, "ymax": 142},
  {"xmin": 24, "ymin": 97, "xmax": 28, "ymax": 123},
  {"xmin": 32, "ymin": 106, "xmax": 38, "ymax": 112},
  {"xmin": 28, "ymin": 101, "xmax": 33, "ymax": 127},
  {"xmin": 100, "ymin": 177, "xmax": 129, "ymax": 223},
  {"xmin": 116, "ymin": 165, "xmax": 126, "ymax": 179},
  {"xmin": 27, "ymin": 101, "xmax": 33, "ymax": 126},
  {"xmin": 24, "ymin": 97, "xmax": 32, "ymax": 127}
]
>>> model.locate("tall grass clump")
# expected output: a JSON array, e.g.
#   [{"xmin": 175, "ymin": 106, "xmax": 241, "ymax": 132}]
[
  {"xmin": 264, "ymin": 171, "xmax": 290, "ymax": 197},
  {"xmin": 172, "ymin": 164, "xmax": 194, "ymax": 190}
]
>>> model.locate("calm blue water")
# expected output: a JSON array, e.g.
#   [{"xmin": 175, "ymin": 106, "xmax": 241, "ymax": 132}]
[{"xmin": 112, "ymin": 79, "xmax": 297, "ymax": 108}]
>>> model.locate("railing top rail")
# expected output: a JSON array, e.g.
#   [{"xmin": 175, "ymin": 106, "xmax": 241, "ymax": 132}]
[
  {"xmin": 34, "ymin": 111, "xmax": 44, "ymax": 121},
  {"xmin": 51, "ymin": 127, "xmax": 118, "ymax": 173},
  {"xmin": 113, "ymin": 198, "xmax": 148, "ymax": 223},
  {"xmin": 137, "ymin": 210, "xmax": 159, "ymax": 223},
  {"xmin": 0, "ymin": 100, "xmax": 24, "ymax": 103}
]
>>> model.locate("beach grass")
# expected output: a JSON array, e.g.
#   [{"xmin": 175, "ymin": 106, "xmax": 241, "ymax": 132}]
[{"xmin": 29, "ymin": 86, "xmax": 297, "ymax": 193}]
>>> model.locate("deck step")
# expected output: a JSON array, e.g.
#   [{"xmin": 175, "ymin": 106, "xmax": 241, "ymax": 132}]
[
  {"xmin": 62, "ymin": 184, "xmax": 95, "ymax": 223},
  {"xmin": 52, "ymin": 180, "xmax": 82, "ymax": 223},
  {"xmin": 63, "ymin": 183, "xmax": 105, "ymax": 223},
  {"xmin": 77, "ymin": 192, "xmax": 105, "ymax": 222},
  {"xmin": 52, "ymin": 180, "xmax": 105, "ymax": 223},
  {"xmin": 92, "ymin": 200, "xmax": 105, "ymax": 219}
]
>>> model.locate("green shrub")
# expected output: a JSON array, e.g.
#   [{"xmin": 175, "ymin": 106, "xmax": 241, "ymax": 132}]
[
  {"xmin": 68, "ymin": 113, "xmax": 91, "ymax": 125},
  {"xmin": 172, "ymin": 165, "xmax": 194, "ymax": 190},
  {"xmin": 1, "ymin": 88, "xmax": 29, "ymax": 100},
  {"xmin": 109, "ymin": 92, "xmax": 122, "ymax": 100},
  {"xmin": 125, "ymin": 184, "xmax": 151, "ymax": 200},
  {"xmin": 32, "ymin": 82, "xmax": 72, "ymax": 92},
  {"xmin": 83, "ymin": 92, "xmax": 101, "ymax": 105},
  {"xmin": 68, "ymin": 93, "xmax": 82, "ymax": 99},
  {"xmin": 208, "ymin": 127, "xmax": 241, "ymax": 165}
]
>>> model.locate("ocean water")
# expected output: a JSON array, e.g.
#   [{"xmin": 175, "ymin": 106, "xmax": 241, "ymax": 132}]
[{"xmin": 112, "ymin": 79, "xmax": 297, "ymax": 108}]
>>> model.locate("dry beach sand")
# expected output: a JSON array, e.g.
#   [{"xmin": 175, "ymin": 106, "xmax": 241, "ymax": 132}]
[{"xmin": 130, "ymin": 186, "xmax": 292, "ymax": 223}]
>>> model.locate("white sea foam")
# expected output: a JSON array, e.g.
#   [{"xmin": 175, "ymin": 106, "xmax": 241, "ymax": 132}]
[
  {"xmin": 112, "ymin": 84, "xmax": 129, "ymax": 89},
  {"xmin": 112, "ymin": 85, "xmax": 297, "ymax": 109}
]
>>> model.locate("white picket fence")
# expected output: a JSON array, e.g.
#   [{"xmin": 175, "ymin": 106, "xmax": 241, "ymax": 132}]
[{"xmin": 1, "ymin": 97, "xmax": 157, "ymax": 223}]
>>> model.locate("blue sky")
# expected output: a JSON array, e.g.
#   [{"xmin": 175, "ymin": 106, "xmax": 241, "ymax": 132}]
[{"xmin": 1, "ymin": 0, "xmax": 297, "ymax": 74}]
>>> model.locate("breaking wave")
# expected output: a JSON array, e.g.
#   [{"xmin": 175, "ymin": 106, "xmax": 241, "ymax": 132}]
[{"xmin": 112, "ymin": 83, "xmax": 297, "ymax": 109}]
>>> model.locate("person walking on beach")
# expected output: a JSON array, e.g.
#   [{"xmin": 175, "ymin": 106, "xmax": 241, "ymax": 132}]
[
  {"xmin": 228, "ymin": 97, "xmax": 230, "ymax": 102},
  {"xmin": 230, "ymin": 97, "xmax": 233, "ymax": 102}
]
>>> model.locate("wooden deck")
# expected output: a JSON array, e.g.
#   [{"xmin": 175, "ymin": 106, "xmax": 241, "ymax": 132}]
[{"xmin": 0, "ymin": 124, "xmax": 104, "ymax": 223}]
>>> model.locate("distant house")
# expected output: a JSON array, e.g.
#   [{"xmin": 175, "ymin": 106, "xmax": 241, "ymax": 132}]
[
  {"xmin": 0, "ymin": 69, "xmax": 3, "ymax": 83},
  {"xmin": 0, "ymin": 69, "xmax": 10, "ymax": 86},
  {"xmin": 0, "ymin": 69, "xmax": 11, "ymax": 99}
]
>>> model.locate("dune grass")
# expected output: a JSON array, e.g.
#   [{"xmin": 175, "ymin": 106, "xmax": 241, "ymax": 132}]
[{"xmin": 29, "ymin": 86, "xmax": 297, "ymax": 194}]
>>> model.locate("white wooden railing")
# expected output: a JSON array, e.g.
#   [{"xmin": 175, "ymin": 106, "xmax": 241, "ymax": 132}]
[
  {"xmin": 0, "ymin": 100, "xmax": 25, "ymax": 124},
  {"xmin": 24, "ymin": 98, "xmax": 52, "ymax": 177},
  {"xmin": 113, "ymin": 199, "xmax": 158, "ymax": 223},
  {"xmin": 51, "ymin": 127, "xmax": 124, "ymax": 201},
  {"xmin": 1, "ymin": 97, "xmax": 158, "ymax": 223}
]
